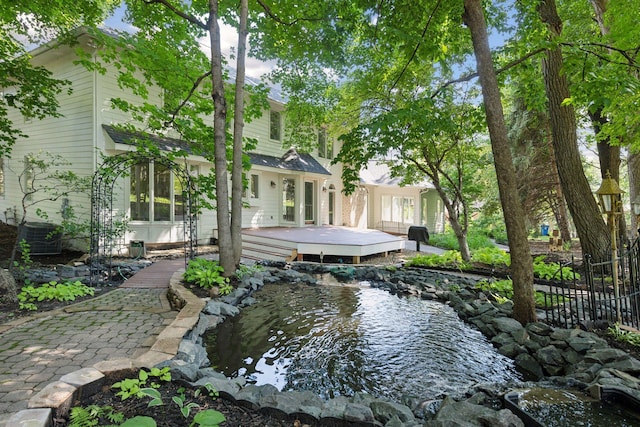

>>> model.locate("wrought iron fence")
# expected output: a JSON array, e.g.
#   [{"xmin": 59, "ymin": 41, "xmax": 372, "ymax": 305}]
[{"xmin": 537, "ymin": 238, "xmax": 640, "ymax": 330}]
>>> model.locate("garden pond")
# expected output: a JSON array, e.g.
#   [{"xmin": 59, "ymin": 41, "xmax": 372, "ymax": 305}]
[{"xmin": 205, "ymin": 276, "xmax": 522, "ymax": 403}]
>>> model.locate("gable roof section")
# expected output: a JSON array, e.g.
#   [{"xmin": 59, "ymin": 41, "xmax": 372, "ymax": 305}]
[
  {"xmin": 248, "ymin": 149, "xmax": 331, "ymax": 175},
  {"xmin": 103, "ymin": 124, "xmax": 192, "ymax": 153},
  {"xmin": 359, "ymin": 160, "xmax": 433, "ymax": 188},
  {"xmin": 104, "ymin": 125, "xmax": 330, "ymax": 175}
]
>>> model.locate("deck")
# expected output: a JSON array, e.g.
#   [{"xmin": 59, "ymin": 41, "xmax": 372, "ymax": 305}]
[{"xmin": 241, "ymin": 226, "xmax": 405, "ymax": 263}]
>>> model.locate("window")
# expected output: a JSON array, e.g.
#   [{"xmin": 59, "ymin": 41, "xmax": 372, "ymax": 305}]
[
  {"xmin": 130, "ymin": 161, "xmax": 187, "ymax": 222},
  {"xmin": 270, "ymin": 110, "xmax": 281, "ymax": 141},
  {"xmin": 381, "ymin": 195, "xmax": 415, "ymax": 224},
  {"xmin": 0, "ymin": 158, "xmax": 4, "ymax": 196},
  {"xmin": 243, "ymin": 174, "xmax": 259, "ymax": 199},
  {"xmin": 23, "ymin": 156, "xmax": 35, "ymax": 201},
  {"xmin": 318, "ymin": 129, "xmax": 334, "ymax": 159}
]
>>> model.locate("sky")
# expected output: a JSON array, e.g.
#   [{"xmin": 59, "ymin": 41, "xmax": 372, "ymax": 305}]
[{"xmin": 102, "ymin": 3, "xmax": 275, "ymax": 79}]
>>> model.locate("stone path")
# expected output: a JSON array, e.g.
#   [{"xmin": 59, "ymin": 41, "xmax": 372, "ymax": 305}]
[{"xmin": 0, "ymin": 259, "xmax": 185, "ymax": 426}]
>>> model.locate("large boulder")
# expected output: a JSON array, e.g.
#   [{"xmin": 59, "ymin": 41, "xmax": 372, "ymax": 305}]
[{"xmin": 0, "ymin": 269, "xmax": 17, "ymax": 304}]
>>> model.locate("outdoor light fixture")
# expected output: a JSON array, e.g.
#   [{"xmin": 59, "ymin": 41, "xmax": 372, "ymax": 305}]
[
  {"xmin": 270, "ymin": 180, "xmax": 276, "ymax": 188},
  {"xmin": 595, "ymin": 170, "xmax": 624, "ymax": 323}
]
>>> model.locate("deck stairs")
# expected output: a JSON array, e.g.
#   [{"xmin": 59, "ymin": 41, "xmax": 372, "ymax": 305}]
[{"xmin": 241, "ymin": 232, "xmax": 297, "ymax": 262}]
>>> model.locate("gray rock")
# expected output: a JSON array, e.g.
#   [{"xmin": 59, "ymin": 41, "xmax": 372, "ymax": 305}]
[
  {"xmin": 536, "ymin": 345, "xmax": 565, "ymax": 367},
  {"xmin": 498, "ymin": 343, "xmax": 527, "ymax": 358},
  {"xmin": 430, "ymin": 397, "xmax": 497, "ymax": 427},
  {"xmin": 526, "ymin": 322, "xmax": 553, "ymax": 336},
  {"xmin": 193, "ymin": 376, "xmax": 241, "ymax": 398},
  {"xmin": 567, "ymin": 334, "xmax": 607, "ymax": 353},
  {"xmin": 585, "ymin": 348, "xmax": 630, "ymax": 364},
  {"xmin": 234, "ymin": 384, "xmax": 280, "ymax": 409},
  {"xmin": 370, "ymin": 400, "xmax": 416, "ymax": 424},
  {"xmin": 344, "ymin": 402, "xmax": 376, "ymax": 423},
  {"xmin": 479, "ymin": 409, "xmax": 524, "ymax": 427},
  {"xmin": 261, "ymin": 390, "xmax": 323, "ymax": 418},
  {"xmin": 492, "ymin": 317, "xmax": 524, "ymax": 335},
  {"xmin": 492, "ymin": 332, "xmax": 515, "ymax": 347},
  {"xmin": 176, "ymin": 339, "xmax": 210, "ymax": 367},
  {"xmin": 511, "ymin": 328, "xmax": 530, "ymax": 345},
  {"xmin": 515, "ymin": 353, "xmax": 544, "ymax": 380},
  {"xmin": 170, "ymin": 363, "xmax": 199, "ymax": 382},
  {"xmin": 204, "ymin": 300, "xmax": 240, "ymax": 317}
]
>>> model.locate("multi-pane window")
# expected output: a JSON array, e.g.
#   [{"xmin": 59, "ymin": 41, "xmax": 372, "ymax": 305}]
[
  {"xmin": 130, "ymin": 161, "xmax": 188, "ymax": 222},
  {"xmin": 270, "ymin": 110, "xmax": 281, "ymax": 141},
  {"xmin": 243, "ymin": 174, "xmax": 259, "ymax": 199},
  {"xmin": 318, "ymin": 129, "xmax": 333, "ymax": 159},
  {"xmin": 381, "ymin": 195, "xmax": 415, "ymax": 224}
]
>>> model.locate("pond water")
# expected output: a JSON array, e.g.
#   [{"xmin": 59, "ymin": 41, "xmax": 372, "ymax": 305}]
[{"xmin": 205, "ymin": 280, "xmax": 521, "ymax": 402}]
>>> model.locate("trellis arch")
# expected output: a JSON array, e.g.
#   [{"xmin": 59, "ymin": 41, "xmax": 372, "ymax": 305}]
[{"xmin": 90, "ymin": 151, "xmax": 197, "ymax": 285}]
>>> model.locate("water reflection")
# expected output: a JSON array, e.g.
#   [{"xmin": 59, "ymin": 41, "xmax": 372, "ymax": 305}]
[{"xmin": 205, "ymin": 282, "xmax": 521, "ymax": 401}]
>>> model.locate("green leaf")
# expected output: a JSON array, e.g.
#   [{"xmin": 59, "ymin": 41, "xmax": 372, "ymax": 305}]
[
  {"xmin": 192, "ymin": 409, "xmax": 226, "ymax": 426},
  {"xmin": 121, "ymin": 416, "xmax": 157, "ymax": 427}
]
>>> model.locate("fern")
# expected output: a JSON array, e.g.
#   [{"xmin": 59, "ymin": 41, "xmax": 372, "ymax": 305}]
[{"xmin": 69, "ymin": 405, "xmax": 124, "ymax": 427}]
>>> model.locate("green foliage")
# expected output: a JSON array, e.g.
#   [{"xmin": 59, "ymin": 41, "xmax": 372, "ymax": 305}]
[
  {"xmin": 112, "ymin": 368, "xmax": 171, "ymax": 401},
  {"xmin": 69, "ymin": 404, "xmax": 124, "ymax": 427},
  {"xmin": 18, "ymin": 280, "xmax": 94, "ymax": 311},
  {"xmin": 184, "ymin": 258, "xmax": 230, "ymax": 291},
  {"xmin": 428, "ymin": 229, "xmax": 496, "ymax": 252},
  {"xmin": 191, "ymin": 410, "xmax": 226, "ymax": 427},
  {"xmin": 173, "ymin": 387, "xmax": 200, "ymax": 418},
  {"xmin": 406, "ymin": 251, "xmax": 469, "ymax": 270},
  {"xmin": 470, "ymin": 247, "xmax": 511, "ymax": 267},
  {"xmin": 235, "ymin": 264, "xmax": 263, "ymax": 280},
  {"xmin": 121, "ymin": 417, "xmax": 157, "ymax": 427},
  {"xmin": 533, "ymin": 256, "xmax": 580, "ymax": 280},
  {"xmin": 608, "ymin": 323, "xmax": 640, "ymax": 348},
  {"xmin": 476, "ymin": 279, "xmax": 569, "ymax": 308}
]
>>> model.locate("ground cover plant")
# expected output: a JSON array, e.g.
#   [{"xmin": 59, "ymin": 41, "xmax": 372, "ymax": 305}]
[
  {"xmin": 183, "ymin": 258, "xmax": 233, "ymax": 295},
  {"xmin": 17, "ymin": 280, "xmax": 94, "ymax": 311}
]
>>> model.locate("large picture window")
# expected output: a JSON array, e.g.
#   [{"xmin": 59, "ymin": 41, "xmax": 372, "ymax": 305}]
[
  {"xmin": 381, "ymin": 195, "xmax": 415, "ymax": 224},
  {"xmin": 130, "ymin": 161, "xmax": 186, "ymax": 222}
]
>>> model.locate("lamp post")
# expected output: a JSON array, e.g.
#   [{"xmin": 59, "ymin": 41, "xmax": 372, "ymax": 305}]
[{"xmin": 596, "ymin": 171, "xmax": 624, "ymax": 323}]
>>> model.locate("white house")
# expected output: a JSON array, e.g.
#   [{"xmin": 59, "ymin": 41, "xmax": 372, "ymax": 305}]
[
  {"xmin": 343, "ymin": 160, "xmax": 445, "ymax": 236},
  {"xmin": 1, "ymin": 29, "xmax": 443, "ymax": 258}
]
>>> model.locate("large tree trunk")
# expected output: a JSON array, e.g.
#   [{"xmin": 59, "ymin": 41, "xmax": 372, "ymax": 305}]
[
  {"xmin": 231, "ymin": 0, "xmax": 249, "ymax": 266},
  {"xmin": 629, "ymin": 152, "xmax": 640, "ymax": 236},
  {"xmin": 209, "ymin": 0, "xmax": 235, "ymax": 274},
  {"xmin": 463, "ymin": 0, "xmax": 536, "ymax": 325},
  {"xmin": 538, "ymin": 0, "xmax": 610, "ymax": 262}
]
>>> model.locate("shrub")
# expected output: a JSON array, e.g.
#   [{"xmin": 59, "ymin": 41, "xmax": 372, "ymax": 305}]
[
  {"xmin": 184, "ymin": 258, "xmax": 230, "ymax": 291},
  {"xmin": 406, "ymin": 250, "xmax": 469, "ymax": 270},
  {"xmin": 533, "ymin": 256, "xmax": 580, "ymax": 280},
  {"xmin": 470, "ymin": 247, "xmax": 510, "ymax": 267}
]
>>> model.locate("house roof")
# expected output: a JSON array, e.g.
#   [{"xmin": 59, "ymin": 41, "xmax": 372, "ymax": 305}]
[
  {"xmin": 103, "ymin": 125, "xmax": 330, "ymax": 175},
  {"xmin": 359, "ymin": 161, "xmax": 434, "ymax": 188},
  {"xmin": 248, "ymin": 149, "xmax": 331, "ymax": 175},
  {"xmin": 103, "ymin": 125, "xmax": 191, "ymax": 153}
]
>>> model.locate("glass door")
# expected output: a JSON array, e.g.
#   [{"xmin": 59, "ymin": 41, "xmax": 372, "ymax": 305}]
[
  {"xmin": 304, "ymin": 181, "xmax": 315, "ymax": 224},
  {"xmin": 282, "ymin": 177, "xmax": 296, "ymax": 222}
]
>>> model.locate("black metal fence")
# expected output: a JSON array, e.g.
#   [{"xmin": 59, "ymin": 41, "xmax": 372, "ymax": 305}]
[{"xmin": 537, "ymin": 238, "xmax": 640, "ymax": 330}]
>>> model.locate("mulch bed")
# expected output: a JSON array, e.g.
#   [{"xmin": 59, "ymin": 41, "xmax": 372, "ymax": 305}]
[
  {"xmin": 59, "ymin": 373, "xmax": 319, "ymax": 427},
  {"xmin": 60, "ymin": 373, "xmax": 315, "ymax": 427}
]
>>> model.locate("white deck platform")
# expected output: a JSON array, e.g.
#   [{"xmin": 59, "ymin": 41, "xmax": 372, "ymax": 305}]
[{"xmin": 241, "ymin": 226, "xmax": 405, "ymax": 263}]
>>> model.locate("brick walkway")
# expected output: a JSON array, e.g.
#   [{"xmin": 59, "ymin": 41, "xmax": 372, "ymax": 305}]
[{"xmin": 0, "ymin": 259, "xmax": 185, "ymax": 425}]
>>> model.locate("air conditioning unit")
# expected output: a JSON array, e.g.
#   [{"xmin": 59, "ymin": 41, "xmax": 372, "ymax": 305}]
[{"xmin": 17, "ymin": 222, "xmax": 62, "ymax": 255}]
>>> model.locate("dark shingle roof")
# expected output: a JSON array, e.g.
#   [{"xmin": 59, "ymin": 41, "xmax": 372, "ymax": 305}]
[
  {"xmin": 248, "ymin": 149, "xmax": 331, "ymax": 175},
  {"xmin": 103, "ymin": 124, "xmax": 192, "ymax": 153},
  {"xmin": 103, "ymin": 125, "xmax": 330, "ymax": 175}
]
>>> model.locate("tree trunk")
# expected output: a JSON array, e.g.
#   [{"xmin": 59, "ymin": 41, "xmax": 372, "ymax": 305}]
[
  {"xmin": 538, "ymin": 0, "xmax": 610, "ymax": 262},
  {"xmin": 209, "ymin": 0, "xmax": 235, "ymax": 275},
  {"xmin": 463, "ymin": 0, "xmax": 536, "ymax": 325},
  {"xmin": 629, "ymin": 152, "xmax": 640, "ymax": 236},
  {"xmin": 231, "ymin": 0, "xmax": 249, "ymax": 266}
]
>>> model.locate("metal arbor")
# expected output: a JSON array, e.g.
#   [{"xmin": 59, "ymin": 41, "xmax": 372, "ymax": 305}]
[{"xmin": 89, "ymin": 152, "xmax": 197, "ymax": 285}]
